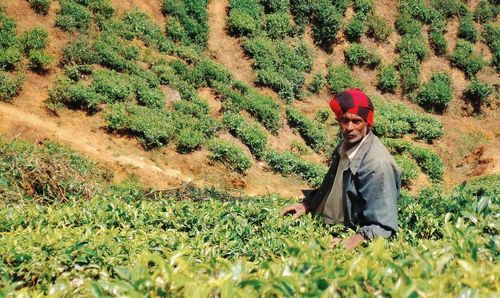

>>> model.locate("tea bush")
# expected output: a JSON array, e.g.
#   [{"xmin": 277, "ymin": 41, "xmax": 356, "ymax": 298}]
[
  {"xmin": 354, "ymin": 0, "xmax": 374, "ymax": 15},
  {"xmin": 394, "ymin": 153, "xmax": 420, "ymax": 186},
  {"xmin": 366, "ymin": 15, "xmax": 392, "ymax": 42},
  {"xmin": 416, "ymin": 72, "xmax": 452, "ymax": 112},
  {"xmin": 482, "ymin": 23, "xmax": 500, "ymax": 71},
  {"xmin": 208, "ymin": 138, "xmax": 251, "ymax": 173},
  {"xmin": 176, "ymin": 128, "xmax": 205, "ymax": 153},
  {"xmin": 223, "ymin": 113, "xmax": 267, "ymax": 159},
  {"xmin": 47, "ymin": 77, "xmax": 104, "ymax": 113},
  {"xmin": 344, "ymin": 43, "xmax": 381, "ymax": 69},
  {"xmin": 0, "ymin": 47, "xmax": 21, "ymax": 71},
  {"xmin": 377, "ymin": 64, "xmax": 399, "ymax": 93},
  {"xmin": 0, "ymin": 71, "xmax": 24, "ymax": 102},
  {"xmin": 28, "ymin": 49, "xmax": 53, "ymax": 72},
  {"xmin": 326, "ymin": 64, "xmax": 361, "ymax": 94},
  {"xmin": 91, "ymin": 69, "xmax": 133, "ymax": 103},
  {"xmin": 396, "ymin": 35, "xmax": 428, "ymax": 61},
  {"xmin": 344, "ymin": 13, "xmax": 366, "ymax": 41},
  {"xmin": 265, "ymin": 150, "xmax": 326, "ymax": 187},
  {"xmin": 315, "ymin": 109, "xmax": 330, "ymax": 123},
  {"xmin": 227, "ymin": 0, "xmax": 263, "ymax": 37},
  {"xmin": 163, "ymin": 0, "xmax": 209, "ymax": 48},
  {"xmin": 28, "ymin": 0, "xmax": 52, "ymax": 15},
  {"xmin": 56, "ymin": 0, "xmax": 92, "ymax": 32},
  {"xmin": 93, "ymin": 34, "xmax": 137, "ymax": 72},
  {"xmin": 265, "ymin": 12, "xmax": 293, "ymax": 40},
  {"xmin": 106, "ymin": 103, "xmax": 176, "ymax": 148},
  {"xmin": 311, "ymin": 0, "xmax": 343, "ymax": 50},
  {"xmin": 20, "ymin": 27, "xmax": 48, "ymax": 54},
  {"xmin": 395, "ymin": 13, "xmax": 423, "ymax": 36},
  {"xmin": 430, "ymin": 0, "xmax": 468, "ymax": 18},
  {"xmin": 307, "ymin": 72, "xmax": 324, "ymax": 94},
  {"xmin": 122, "ymin": 9, "xmax": 163, "ymax": 46},
  {"xmin": 450, "ymin": 39, "xmax": 486, "ymax": 77},
  {"xmin": 286, "ymin": 107, "xmax": 327, "ymax": 152},
  {"xmin": 189, "ymin": 59, "xmax": 232, "ymax": 88},
  {"xmin": 61, "ymin": 36, "xmax": 98, "ymax": 66},
  {"xmin": 262, "ymin": 0, "xmax": 290, "ymax": 13},
  {"xmin": 464, "ymin": 78, "xmax": 493, "ymax": 113},
  {"xmin": 473, "ymin": 0, "xmax": 498, "ymax": 23},
  {"xmin": 457, "ymin": 16, "xmax": 477, "ymax": 43},
  {"xmin": 134, "ymin": 80, "xmax": 165, "ymax": 109},
  {"xmin": 289, "ymin": 0, "xmax": 315, "ymax": 27},
  {"xmin": 398, "ymin": 53, "xmax": 421, "ymax": 93},
  {"xmin": 428, "ymin": 26, "xmax": 448, "ymax": 56},
  {"xmin": 0, "ymin": 12, "xmax": 21, "ymax": 70}
]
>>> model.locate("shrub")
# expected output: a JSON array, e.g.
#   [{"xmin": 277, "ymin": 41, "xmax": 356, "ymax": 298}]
[
  {"xmin": 377, "ymin": 64, "xmax": 399, "ymax": 93},
  {"xmin": 450, "ymin": 39, "xmax": 486, "ymax": 77},
  {"xmin": 28, "ymin": 49, "xmax": 53, "ymax": 72},
  {"xmin": 106, "ymin": 103, "xmax": 176, "ymax": 148},
  {"xmin": 245, "ymin": 91, "xmax": 281, "ymax": 133},
  {"xmin": 457, "ymin": 16, "xmax": 477, "ymax": 43},
  {"xmin": 344, "ymin": 14, "xmax": 366, "ymax": 41},
  {"xmin": 286, "ymin": 107, "xmax": 327, "ymax": 152},
  {"xmin": 416, "ymin": 72, "xmax": 452, "ymax": 112},
  {"xmin": 47, "ymin": 78, "xmax": 104, "ymax": 113},
  {"xmin": 91, "ymin": 69, "xmax": 133, "ymax": 103},
  {"xmin": 0, "ymin": 47, "xmax": 21, "ymax": 70},
  {"xmin": 344, "ymin": 43, "xmax": 381, "ymax": 68},
  {"xmin": 264, "ymin": 150, "xmax": 326, "ymax": 187},
  {"xmin": 177, "ymin": 128, "xmax": 205, "ymax": 153},
  {"xmin": 398, "ymin": 53, "xmax": 420, "ymax": 93},
  {"xmin": 315, "ymin": 109, "xmax": 330, "ymax": 123},
  {"xmin": 20, "ymin": 27, "xmax": 48, "ymax": 53},
  {"xmin": 262, "ymin": 0, "xmax": 290, "ymax": 13},
  {"xmin": 312, "ymin": 1, "xmax": 343, "ymax": 50},
  {"xmin": 0, "ymin": 71, "xmax": 24, "ymax": 102},
  {"xmin": 61, "ymin": 36, "xmax": 98, "ymax": 65},
  {"xmin": 223, "ymin": 113, "xmax": 267, "ymax": 159},
  {"xmin": 399, "ymin": 0, "xmax": 433, "ymax": 23},
  {"xmin": 395, "ymin": 13, "xmax": 422, "ymax": 36},
  {"xmin": 394, "ymin": 153, "xmax": 420, "ymax": 186},
  {"xmin": 208, "ymin": 139, "xmax": 251, "ymax": 173},
  {"xmin": 464, "ymin": 78, "xmax": 493, "ymax": 113},
  {"xmin": 28, "ymin": 0, "xmax": 52, "ymax": 15},
  {"xmin": 163, "ymin": 0, "xmax": 209, "ymax": 48},
  {"xmin": 189, "ymin": 59, "xmax": 232, "ymax": 88},
  {"xmin": 326, "ymin": 64, "xmax": 361, "ymax": 94},
  {"xmin": 354, "ymin": 0, "xmax": 374, "ymax": 15},
  {"xmin": 56, "ymin": 0, "xmax": 92, "ymax": 32},
  {"xmin": 482, "ymin": 23, "xmax": 500, "ymax": 71},
  {"xmin": 122, "ymin": 9, "xmax": 163, "ymax": 45},
  {"xmin": 0, "ymin": 12, "xmax": 18, "ymax": 49},
  {"xmin": 265, "ymin": 13, "xmax": 293, "ymax": 40},
  {"xmin": 430, "ymin": 0, "xmax": 468, "ymax": 18},
  {"xmin": 473, "ymin": 0, "xmax": 497, "ymax": 23},
  {"xmin": 289, "ymin": 0, "xmax": 314, "ymax": 27},
  {"xmin": 308, "ymin": 72, "xmax": 324, "ymax": 94},
  {"xmin": 227, "ymin": 9, "xmax": 261, "ymax": 37},
  {"xmin": 366, "ymin": 15, "xmax": 392, "ymax": 42},
  {"xmin": 396, "ymin": 35, "xmax": 428, "ymax": 60},
  {"xmin": 64, "ymin": 64, "xmax": 92, "ymax": 81},
  {"xmin": 428, "ymin": 28, "xmax": 447, "ymax": 56},
  {"xmin": 135, "ymin": 81, "xmax": 165, "ymax": 110}
]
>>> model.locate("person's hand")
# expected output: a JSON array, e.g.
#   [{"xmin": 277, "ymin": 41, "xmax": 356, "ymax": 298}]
[
  {"xmin": 328, "ymin": 237, "xmax": 342, "ymax": 249},
  {"xmin": 343, "ymin": 234, "xmax": 364, "ymax": 250},
  {"xmin": 280, "ymin": 203, "xmax": 308, "ymax": 219}
]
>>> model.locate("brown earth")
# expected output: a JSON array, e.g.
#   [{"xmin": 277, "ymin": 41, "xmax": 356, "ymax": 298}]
[{"xmin": 0, "ymin": 0, "xmax": 498, "ymax": 199}]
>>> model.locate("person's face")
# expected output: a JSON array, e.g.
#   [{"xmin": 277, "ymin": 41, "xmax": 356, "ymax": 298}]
[{"xmin": 339, "ymin": 112, "xmax": 368, "ymax": 144}]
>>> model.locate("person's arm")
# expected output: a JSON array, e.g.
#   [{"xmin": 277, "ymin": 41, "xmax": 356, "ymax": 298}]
[{"xmin": 356, "ymin": 158, "xmax": 400, "ymax": 240}]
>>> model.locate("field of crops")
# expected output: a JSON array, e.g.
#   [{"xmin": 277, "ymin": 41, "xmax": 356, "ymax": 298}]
[{"xmin": 0, "ymin": 139, "xmax": 499, "ymax": 296}]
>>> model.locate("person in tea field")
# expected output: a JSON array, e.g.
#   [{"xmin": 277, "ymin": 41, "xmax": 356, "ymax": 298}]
[{"xmin": 281, "ymin": 88, "xmax": 401, "ymax": 249}]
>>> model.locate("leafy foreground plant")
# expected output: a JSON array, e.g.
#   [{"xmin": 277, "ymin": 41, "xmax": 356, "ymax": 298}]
[{"xmin": 0, "ymin": 173, "xmax": 498, "ymax": 296}]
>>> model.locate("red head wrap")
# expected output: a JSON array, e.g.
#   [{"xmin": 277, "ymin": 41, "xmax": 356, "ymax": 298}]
[{"xmin": 329, "ymin": 88, "xmax": 374, "ymax": 127}]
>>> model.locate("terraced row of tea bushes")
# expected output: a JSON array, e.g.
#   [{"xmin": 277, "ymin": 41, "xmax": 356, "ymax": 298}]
[
  {"xmin": 372, "ymin": 97, "xmax": 444, "ymax": 143},
  {"xmin": 223, "ymin": 113, "xmax": 267, "ymax": 160},
  {"xmin": 344, "ymin": 43, "xmax": 381, "ymax": 69},
  {"xmin": 264, "ymin": 150, "xmax": 326, "ymax": 187},
  {"xmin": 1, "ymin": 166, "xmax": 497, "ymax": 295},
  {"xmin": 56, "ymin": 0, "xmax": 114, "ymax": 32},
  {"xmin": 227, "ymin": 0, "xmax": 314, "ymax": 101},
  {"xmin": 162, "ymin": 0, "xmax": 209, "ymax": 49},
  {"xmin": 325, "ymin": 64, "xmax": 361, "ymax": 94},
  {"xmin": 208, "ymin": 138, "xmax": 252, "ymax": 173},
  {"xmin": 285, "ymin": 107, "xmax": 328, "ymax": 153},
  {"xmin": 482, "ymin": 23, "xmax": 500, "ymax": 71}
]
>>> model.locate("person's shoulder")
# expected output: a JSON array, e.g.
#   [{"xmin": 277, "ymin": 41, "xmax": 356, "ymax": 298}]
[{"xmin": 362, "ymin": 133, "xmax": 398, "ymax": 168}]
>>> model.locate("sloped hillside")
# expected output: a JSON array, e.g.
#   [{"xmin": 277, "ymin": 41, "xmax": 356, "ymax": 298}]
[{"xmin": 0, "ymin": 0, "xmax": 498, "ymax": 197}]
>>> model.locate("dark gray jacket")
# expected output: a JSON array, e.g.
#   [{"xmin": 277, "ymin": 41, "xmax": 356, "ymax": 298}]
[{"xmin": 304, "ymin": 131, "xmax": 401, "ymax": 239}]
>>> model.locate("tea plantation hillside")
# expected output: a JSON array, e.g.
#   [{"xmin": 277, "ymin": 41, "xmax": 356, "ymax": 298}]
[{"xmin": 0, "ymin": 0, "xmax": 499, "ymax": 295}]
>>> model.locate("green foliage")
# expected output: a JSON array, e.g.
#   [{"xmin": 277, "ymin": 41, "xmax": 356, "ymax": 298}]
[
  {"xmin": 344, "ymin": 13, "xmax": 366, "ymax": 42},
  {"xmin": 61, "ymin": 36, "xmax": 99, "ymax": 65},
  {"xmin": 106, "ymin": 103, "xmax": 176, "ymax": 148},
  {"xmin": 265, "ymin": 150, "xmax": 326, "ymax": 187},
  {"xmin": 416, "ymin": 72, "xmax": 452, "ymax": 112},
  {"xmin": 315, "ymin": 109, "xmax": 330, "ymax": 123},
  {"xmin": 0, "ymin": 12, "xmax": 21, "ymax": 70},
  {"xmin": 307, "ymin": 72, "xmax": 324, "ymax": 94},
  {"xmin": 399, "ymin": 0, "xmax": 434, "ymax": 23},
  {"xmin": 0, "ymin": 71, "xmax": 24, "ymax": 102},
  {"xmin": 91, "ymin": 69, "xmax": 133, "ymax": 103},
  {"xmin": 163, "ymin": 0, "xmax": 209, "ymax": 48},
  {"xmin": 227, "ymin": 0, "xmax": 263, "ymax": 37},
  {"xmin": 464, "ymin": 78, "xmax": 493, "ymax": 113},
  {"xmin": 28, "ymin": 49, "xmax": 53, "ymax": 72},
  {"xmin": 47, "ymin": 77, "xmax": 104, "ymax": 112},
  {"xmin": 208, "ymin": 139, "xmax": 251, "ymax": 173},
  {"xmin": 394, "ymin": 153, "xmax": 419, "ymax": 186},
  {"xmin": 189, "ymin": 59, "xmax": 232, "ymax": 88},
  {"xmin": 457, "ymin": 16, "xmax": 477, "ymax": 43},
  {"xmin": 286, "ymin": 107, "xmax": 327, "ymax": 152},
  {"xmin": 0, "ymin": 47, "xmax": 21, "ymax": 71},
  {"xmin": 122, "ymin": 9, "xmax": 163, "ymax": 46},
  {"xmin": 354, "ymin": 0, "xmax": 374, "ymax": 15},
  {"xmin": 395, "ymin": 13, "xmax": 423, "ymax": 36},
  {"xmin": 396, "ymin": 35, "xmax": 428, "ymax": 61},
  {"xmin": 56, "ymin": 0, "xmax": 92, "ymax": 32},
  {"xmin": 289, "ymin": 0, "xmax": 314, "ymax": 27},
  {"xmin": 265, "ymin": 13, "xmax": 293, "ymax": 40},
  {"xmin": 28, "ymin": 0, "xmax": 52, "ymax": 15},
  {"xmin": 384, "ymin": 138, "xmax": 444, "ymax": 182},
  {"xmin": 428, "ymin": 27, "xmax": 448, "ymax": 56},
  {"xmin": 450, "ymin": 39, "xmax": 486, "ymax": 77},
  {"xmin": 223, "ymin": 113, "xmax": 267, "ymax": 159},
  {"xmin": 311, "ymin": 0, "xmax": 343, "ymax": 50},
  {"xmin": 0, "ymin": 138, "xmax": 107, "ymax": 203},
  {"xmin": 93, "ymin": 34, "xmax": 137, "ymax": 72},
  {"xmin": 64, "ymin": 64, "xmax": 92, "ymax": 81},
  {"xmin": 377, "ymin": 64, "xmax": 399, "ymax": 93},
  {"xmin": 366, "ymin": 15, "xmax": 392, "ymax": 42},
  {"xmin": 344, "ymin": 43, "xmax": 381, "ymax": 68},
  {"xmin": 398, "ymin": 53, "xmax": 421, "ymax": 93},
  {"xmin": 134, "ymin": 80, "xmax": 165, "ymax": 109},
  {"xmin": 177, "ymin": 128, "xmax": 205, "ymax": 153},
  {"xmin": 430, "ymin": 0, "xmax": 468, "ymax": 18},
  {"xmin": 473, "ymin": 0, "xmax": 498, "ymax": 23},
  {"xmin": 243, "ymin": 37, "xmax": 312, "ymax": 101},
  {"xmin": 482, "ymin": 23, "xmax": 500, "ymax": 71},
  {"xmin": 20, "ymin": 27, "xmax": 48, "ymax": 54},
  {"xmin": 262, "ymin": 0, "xmax": 290, "ymax": 13},
  {"xmin": 326, "ymin": 64, "xmax": 361, "ymax": 94},
  {"xmin": 372, "ymin": 96, "xmax": 444, "ymax": 142}
]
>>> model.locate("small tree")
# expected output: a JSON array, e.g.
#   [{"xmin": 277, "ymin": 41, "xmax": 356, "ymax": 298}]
[{"xmin": 464, "ymin": 78, "xmax": 493, "ymax": 114}]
